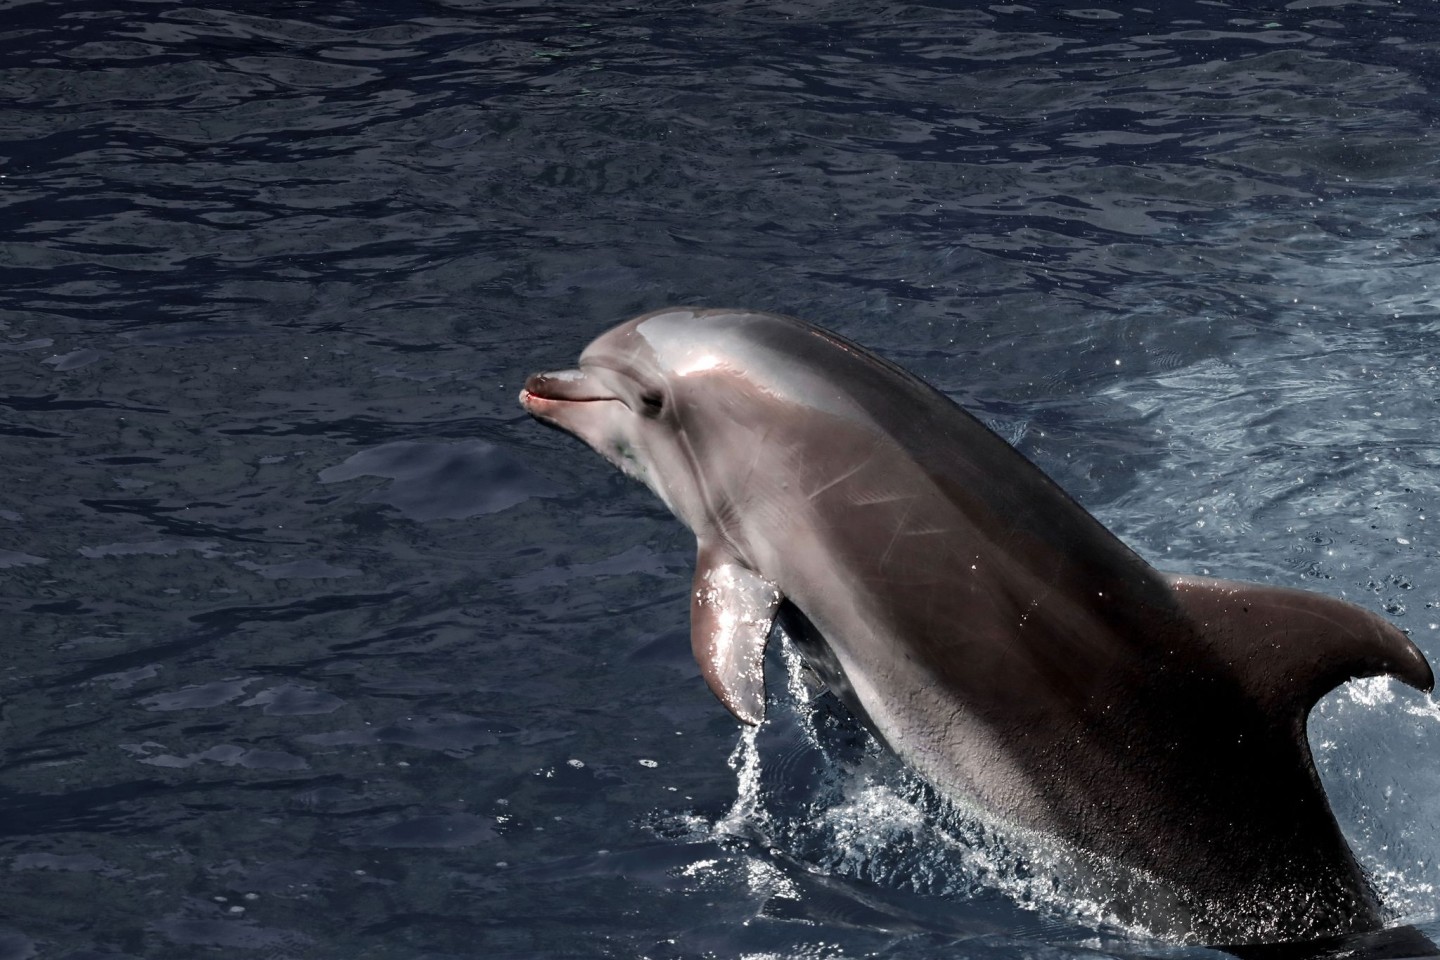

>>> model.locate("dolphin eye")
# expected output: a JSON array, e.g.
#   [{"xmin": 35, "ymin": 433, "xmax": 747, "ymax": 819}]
[{"xmin": 640, "ymin": 391, "xmax": 665, "ymax": 417}]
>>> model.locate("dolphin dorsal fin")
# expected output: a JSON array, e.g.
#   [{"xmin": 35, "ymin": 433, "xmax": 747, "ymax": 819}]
[
  {"xmin": 690, "ymin": 541, "xmax": 783, "ymax": 725},
  {"xmin": 1166, "ymin": 574, "xmax": 1434, "ymax": 717}
]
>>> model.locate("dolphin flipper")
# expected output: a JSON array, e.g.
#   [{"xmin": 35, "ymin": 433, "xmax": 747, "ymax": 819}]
[
  {"xmin": 1168, "ymin": 574, "xmax": 1435, "ymax": 714},
  {"xmin": 691, "ymin": 541, "xmax": 783, "ymax": 725}
]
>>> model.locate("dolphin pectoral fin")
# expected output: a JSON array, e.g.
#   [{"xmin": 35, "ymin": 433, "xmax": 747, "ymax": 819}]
[
  {"xmin": 1167, "ymin": 574, "xmax": 1435, "ymax": 717},
  {"xmin": 691, "ymin": 542, "xmax": 783, "ymax": 725}
]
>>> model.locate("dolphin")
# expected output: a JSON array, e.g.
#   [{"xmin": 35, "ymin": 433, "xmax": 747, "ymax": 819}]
[{"xmin": 519, "ymin": 307, "xmax": 1433, "ymax": 945}]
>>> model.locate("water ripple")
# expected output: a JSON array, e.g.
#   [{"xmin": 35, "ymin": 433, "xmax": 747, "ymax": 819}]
[{"xmin": 4, "ymin": 1, "xmax": 1440, "ymax": 956}]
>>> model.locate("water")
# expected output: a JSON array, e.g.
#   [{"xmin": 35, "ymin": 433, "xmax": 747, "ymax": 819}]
[{"xmin": 2, "ymin": 1, "xmax": 1440, "ymax": 956}]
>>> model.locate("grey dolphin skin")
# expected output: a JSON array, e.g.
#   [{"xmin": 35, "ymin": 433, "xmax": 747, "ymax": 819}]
[{"xmin": 519, "ymin": 308, "xmax": 1434, "ymax": 946}]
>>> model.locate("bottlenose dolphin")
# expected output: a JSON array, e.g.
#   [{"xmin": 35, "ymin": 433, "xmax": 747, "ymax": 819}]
[{"xmin": 519, "ymin": 307, "xmax": 1433, "ymax": 945}]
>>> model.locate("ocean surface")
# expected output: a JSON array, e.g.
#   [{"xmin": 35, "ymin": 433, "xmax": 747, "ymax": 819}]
[{"xmin": 3, "ymin": 1, "xmax": 1440, "ymax": 957}]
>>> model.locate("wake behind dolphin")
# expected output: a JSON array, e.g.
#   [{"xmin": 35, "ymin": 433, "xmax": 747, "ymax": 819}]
[{"xmin": 519, "ymin": 307, "xmax": 1433, "ymax": 946}]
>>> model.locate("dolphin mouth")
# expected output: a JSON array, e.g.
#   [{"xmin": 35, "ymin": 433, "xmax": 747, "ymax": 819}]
[{"xmin": 519, "ymin": 369, "xmax": 618, "ymax": 413}]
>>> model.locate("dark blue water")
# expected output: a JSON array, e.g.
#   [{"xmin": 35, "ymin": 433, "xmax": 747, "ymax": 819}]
[{"xmin": 4, "ymin": 1, "xmax": 1440, "ymax": 957}]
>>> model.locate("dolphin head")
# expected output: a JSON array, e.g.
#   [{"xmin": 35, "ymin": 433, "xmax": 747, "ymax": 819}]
[
  {"xmin": 520, "ymin": 308, "xmax": 741, "ymax": 530},
  {"xmin": 522, "ymin": 307, "xmax": 894, "ymax": 542}
]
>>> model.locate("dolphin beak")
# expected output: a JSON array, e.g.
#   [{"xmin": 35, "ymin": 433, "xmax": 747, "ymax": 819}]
[{"xmin": 520, "ymin": 369, "xmax": 614, "ymax": 411}]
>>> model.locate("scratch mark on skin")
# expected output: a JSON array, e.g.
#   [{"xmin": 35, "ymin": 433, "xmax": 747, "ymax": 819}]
[
  {"xmin": 741, "ymin": 424, "xmax": 773, "ymax": 490},
  {"xmin": 852, "ymin": 490, "xmax": 917, "ymax": 506},
  {"xmin": 879, "ymin": 501, "xmax": 914, "ymax": 571},
  {"xmin": 806, "ymin": 452, "xmax": 875, "ymax": 501}
]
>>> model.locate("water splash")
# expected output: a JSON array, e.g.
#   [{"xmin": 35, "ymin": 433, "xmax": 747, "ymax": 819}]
[
  {"xmin": 707, "ymin": 633, "xmax": 1157, "ymax": 940},
  {"xmin": 716, "ymin": 723, "xmax": 764, "ymax": 840}
]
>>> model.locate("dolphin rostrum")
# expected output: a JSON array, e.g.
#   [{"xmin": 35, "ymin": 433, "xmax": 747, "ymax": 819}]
[{"xmin": 519, "ymin": 307, "xmax": 1433, "ymax": 945}]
